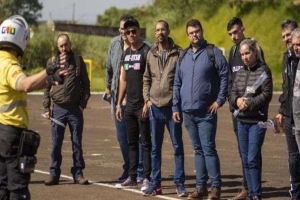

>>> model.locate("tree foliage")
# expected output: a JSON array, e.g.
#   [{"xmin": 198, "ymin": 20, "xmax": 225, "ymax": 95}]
[{"xmin": 0, "ymin": 0, "xmax": 43, "ymax": 25}]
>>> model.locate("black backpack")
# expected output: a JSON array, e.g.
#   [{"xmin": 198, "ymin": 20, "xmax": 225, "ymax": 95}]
[{"xmin": 178, "ymin": 43, "xmax": 218, "ymax": 70}]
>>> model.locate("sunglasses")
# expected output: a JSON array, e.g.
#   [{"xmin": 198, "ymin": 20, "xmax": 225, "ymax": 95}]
[{"xmin": 126, "ymin": 29, "xmax": 137, "ymax": 35}]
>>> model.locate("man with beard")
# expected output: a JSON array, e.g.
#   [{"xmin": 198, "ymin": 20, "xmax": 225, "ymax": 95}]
[
  {"xmin": 173, "ymin": 19, "xmax": 228, "ymax": 200},
  {"xmin": 115, "ymin": 18, "xmax": 152, "ymax": 192},
  {"xmin": 104, "ymin": 14, "xmax": 147, "ymax": 183},
  {"xmin": 43, "ymin": 34, "xmax": 91, "ymax": 186},
  {"xmin": 142, "ymin": 20, "xmax": 187, "ymax": 197}
]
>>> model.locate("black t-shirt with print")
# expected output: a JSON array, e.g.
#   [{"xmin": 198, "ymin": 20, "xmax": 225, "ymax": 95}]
[
  {"xmin": 123, "ymin": 43, "xmax": 150, "ymax": 110},
  {"xmin": 231, "ymin": 46, "xmax": 244, "ymax": 85}
]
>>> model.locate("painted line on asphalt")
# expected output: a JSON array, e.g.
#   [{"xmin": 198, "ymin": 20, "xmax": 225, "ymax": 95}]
[{"xmin": 34, "ymin": 169, "xmax": 181, "ymax": 200}]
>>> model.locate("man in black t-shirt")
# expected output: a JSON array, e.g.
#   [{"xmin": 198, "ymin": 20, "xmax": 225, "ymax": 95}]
[{"xmin": 115, "ymin": 18, "xmax": 152, "ymax": 192}]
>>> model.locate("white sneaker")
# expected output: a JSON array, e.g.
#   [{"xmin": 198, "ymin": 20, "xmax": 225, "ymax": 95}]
[
  {"xmin": 140, "ymin": 178, "xmax": 150, "ymax": 192},
  {"xmin": 115, "ymin": 177, "xmax": 138, "ymax": 189}
]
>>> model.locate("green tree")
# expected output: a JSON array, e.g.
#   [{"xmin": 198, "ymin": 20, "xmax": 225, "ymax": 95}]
[{"xmin": 0, "ymin": 0, "xmax": 42, "ymax": 25}]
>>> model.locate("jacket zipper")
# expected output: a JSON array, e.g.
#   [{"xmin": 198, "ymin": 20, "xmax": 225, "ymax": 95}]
[
  {"xmin": 64, "ymin": 68, "xmax": 68, "ymax": 101},
  {"xmin": 158, "ymin": 54, "xmax": 163, "ymax": 106},
  {"xmin": 191, "ymin": 60, "xmax": 195, "ymax": 109},
  {"xmin": 244, "ymin": 70, "xmax": 250, "ymax": 97}
]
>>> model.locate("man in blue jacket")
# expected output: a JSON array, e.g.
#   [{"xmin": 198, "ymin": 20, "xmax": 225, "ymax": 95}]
[{"xmin": 173, "ymin": 19, "xmax": 228, "ymax": 200}]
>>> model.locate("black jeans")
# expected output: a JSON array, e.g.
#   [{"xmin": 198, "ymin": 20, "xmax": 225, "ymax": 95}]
[
  {"xmin": 0, "ymin": 125, "xmax": 30, "ymax": 200},
  {"xmin": 232, "ymin": 115, "xmax": 264, "ymax": 189},
  {"xmin": 284, "ymin": 117, "xmax": 300, "ymax": 199},
  {"xmin": 124, "ymin": 107, "xmax": 151, "ymax": 181}
]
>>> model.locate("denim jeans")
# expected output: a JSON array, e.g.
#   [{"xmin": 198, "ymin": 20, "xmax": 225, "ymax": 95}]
[
  {"xmin": 284, "ymin": 117, "xmax": 300, "ymax": 199},
  {"xmin": 183, "ymin": 111, "xmax": 221, "ymax": 188},
  {"xmin": 238, "ymin": 121, "xmax": 266, "ymax": 198},
  {"xmin": 124, "ymin": 107, "xmax": 151, "ymax": 180},
  {"xmin": 113, "ymin": 105, "xmax": 143, "ymax": 176},
  {"xmin": 50, "ymin": 105, "xmax": 85, "ymax": 179},
  {"xmin": 233, "ymin": 114, "xmax": 264, "ymax": 189},
  {"xmin": 149, "ymin": 105, "xmax": 185, "ymax": 185}
]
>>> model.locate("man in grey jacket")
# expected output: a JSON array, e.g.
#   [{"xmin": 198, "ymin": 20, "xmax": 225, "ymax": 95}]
[{"xmin": 142, "ymin": 20, "xmax": 187, "ymax": 197}]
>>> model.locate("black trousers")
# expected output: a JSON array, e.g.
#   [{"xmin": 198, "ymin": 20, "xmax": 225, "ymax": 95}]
[
  {"xmin": 124, "ymin": 107, "xmax": 152, "ymax": 181},
  {"xmin": 0, "ymin": 124, "xmax": 30, "ymax": 200},
  {"xmin": 284, "ymin": 117, "xmax": 300, "ymax": 199}
]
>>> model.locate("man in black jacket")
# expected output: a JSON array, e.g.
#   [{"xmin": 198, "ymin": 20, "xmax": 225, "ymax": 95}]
[
  {"xmin": 43, "ymin": 34, "xmax": 91, "ymax": 186},
  {"xmin": 275, "ymin": 19, "xmax": 300, "ymax": 200}
]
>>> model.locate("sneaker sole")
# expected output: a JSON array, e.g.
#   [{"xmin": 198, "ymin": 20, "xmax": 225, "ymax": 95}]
[
  {"xmin": 115, "ymin": 184, "xmax": 138, "ymax": 189},
  {"xmin": 178, "ymin": 193, "xmax": 188, "ymax": 197}
]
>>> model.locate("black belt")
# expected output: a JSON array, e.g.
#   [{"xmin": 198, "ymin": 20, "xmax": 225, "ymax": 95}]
[{"xmin": 0, "ymin": 123, "xmax": 24, "ymax": 134}]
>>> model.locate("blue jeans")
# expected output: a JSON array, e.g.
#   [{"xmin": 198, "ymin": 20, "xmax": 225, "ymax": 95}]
[
  {"xmin": 183, "ymin": 111, "xmax": 221, "ymax": 188},
  {"xmin": 50, "ymin": 105, "xmax": 85, "ymax": 180},
  {"xmin": 238, "ymin": 121, "xmax": 266, "ymax": 198},
  {"xmin": 113, "ymin": 105, "xmax": 143, "ymax": 176},
  {"xmin": 149, "ymin": 105, "xmax": 185, "ymax": 185}
]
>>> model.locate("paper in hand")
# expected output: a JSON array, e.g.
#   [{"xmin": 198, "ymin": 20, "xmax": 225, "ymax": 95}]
[{"xmin": 41, "ymin": 114, "xmax": 65, "ymax": 128}]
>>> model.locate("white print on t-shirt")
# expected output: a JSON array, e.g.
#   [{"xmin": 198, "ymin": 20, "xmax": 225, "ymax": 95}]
[{"xmin": 124, "ymin": 54, "xmax": 141, "ymax": 62}]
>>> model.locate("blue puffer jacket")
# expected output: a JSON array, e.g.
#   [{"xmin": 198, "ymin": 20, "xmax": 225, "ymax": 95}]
[{"xmin": 172, "ymin": 40, "xmax": 228, "ymax": 113}]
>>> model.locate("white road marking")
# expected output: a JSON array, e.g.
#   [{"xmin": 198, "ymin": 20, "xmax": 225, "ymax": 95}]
[{"xmin": 34, "ymin": 169, "xmax": 181, "ymax": 200}]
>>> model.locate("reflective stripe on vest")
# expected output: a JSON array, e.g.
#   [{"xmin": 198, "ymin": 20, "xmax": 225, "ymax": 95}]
[{"xmin": 0, "ymin": 100, "xmax": 27, "ymax": 113}]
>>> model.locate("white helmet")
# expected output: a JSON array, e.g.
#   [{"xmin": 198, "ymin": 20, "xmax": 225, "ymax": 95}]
[{"xmin": 0, "ymin": 15, "xmax": 30, "ymax": 56}]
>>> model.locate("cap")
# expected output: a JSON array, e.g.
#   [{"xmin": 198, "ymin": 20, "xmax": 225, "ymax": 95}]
[{"xmin": 124, "ymin": 18, "xmax": 140, "ymax": 29}]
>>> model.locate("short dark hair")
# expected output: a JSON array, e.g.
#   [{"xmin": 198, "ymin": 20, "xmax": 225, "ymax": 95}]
[
  {"xmin": 156, "ymin": 20, "xmax": 169, "ymax": 30},
  {"xmin": 120, "ymin": 14, "xmax": 134, "ymax": 22},
  {"xmin": 227, "ymin": 17, "xmax": 243, "ymax": 31},
  {"xmin": 281, "ymin": 19, "xmax": 298, "ymax": 31},
  {"xmin": 186, "ymin": 19, "xmax": 202, "ymax": 33}
]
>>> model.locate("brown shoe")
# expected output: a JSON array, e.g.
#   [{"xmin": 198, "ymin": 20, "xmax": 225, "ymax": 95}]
[
  {"xmin": 187, "ymin": 188, "xmax": 208, "ymax": 200},
  {"xmin": 74, "ymin": 176, "xmax": 89, "ymax": 185},
  {"xmin": 207, "ymin": 187, "xmax": 221, "ymax": 200},
  {"xmin": 232, "ymin": 187, "xmax": 248, "ymax": 200},
  {"xmin": 45, "ymin": 176, "xmax": 59, "ymax": 186}
]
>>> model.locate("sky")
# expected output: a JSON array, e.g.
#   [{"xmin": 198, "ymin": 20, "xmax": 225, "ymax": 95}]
[{"xmin": 39, "ymin": 0, "xmax": 152, "ymax": 24}]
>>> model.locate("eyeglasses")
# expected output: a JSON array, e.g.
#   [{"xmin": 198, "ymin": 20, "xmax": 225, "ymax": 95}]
[
  {"xmin": 126, "ymin": 29, "xmax": 137, "ymax": 35},
  {"xmin": 187, "ymin": 29, "xmax": 201, "ymax": 36}
]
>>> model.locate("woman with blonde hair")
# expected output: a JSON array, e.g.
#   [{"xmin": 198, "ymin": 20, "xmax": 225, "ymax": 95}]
[{"xmin": 230, "ymin": 38, "xmax": 273, "ymax": 200}]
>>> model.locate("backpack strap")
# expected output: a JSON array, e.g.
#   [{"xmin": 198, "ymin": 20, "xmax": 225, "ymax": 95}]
[
  {"xmin": 178, "ymin": 44, "xmax": 218, "ymax": 70},
  {"xmin": 178, "ymin": 48, "xmax": 188, "ymax": 67},
  {"xmin": 206, "ymin": 43, "xmax": 218, "ymax": 70}
]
